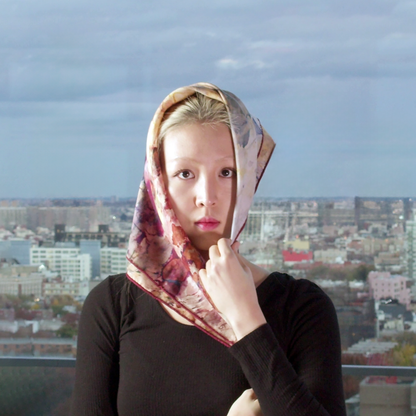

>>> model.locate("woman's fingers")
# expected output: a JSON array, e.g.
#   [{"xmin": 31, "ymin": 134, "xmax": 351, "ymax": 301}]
[
  {"xmin": 217, "ymin": 238, "xmax": 233, "ymax": 255},
  {"xmin": 208, "ymin": 238, "xmax": 237, "ymax": 261},
  {"xmin": 231, "ymin": 240, "xmax": 240, "ymax": 254},
  {"xmin": 227, "ymin": 389, "xmax": 262, "ymax": 416},
  {"xmin": 208, "ymin": 243, "xmax": 221, "ymax": 260},
  {"xmin": 205, "ymin": 259, "xmax": 211, "ymax": 275},
  {"xmin": 199, "ymin": 268, "xmax": 207, "ymax": 280}
]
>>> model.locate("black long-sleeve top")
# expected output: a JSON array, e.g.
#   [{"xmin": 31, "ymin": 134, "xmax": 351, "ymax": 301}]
[{"xmin": 71, "ymin": 272, "xmax": 346, "ymax": 416}]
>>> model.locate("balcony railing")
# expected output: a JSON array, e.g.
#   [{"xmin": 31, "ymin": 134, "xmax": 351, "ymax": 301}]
[
  {"xmin": 1, "ymin": 358, "xmax": 416, "ymax": 416},
  {"xmin": 2, "ymin": 357, "xmax": 416, "ymax": 376},
  {"xmin": 0, "ymin": 356, "xmax": 76, "ymax": 368}
]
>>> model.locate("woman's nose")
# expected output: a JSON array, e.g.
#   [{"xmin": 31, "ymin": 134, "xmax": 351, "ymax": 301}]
[{"xmin": 195, "ymin": 177, "xmax": 217, "ymax": 207}]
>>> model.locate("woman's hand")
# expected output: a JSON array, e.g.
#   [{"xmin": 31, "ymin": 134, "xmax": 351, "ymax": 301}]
[
  {"xmin": 199, "ymin": 238, "xmax": 266, "ymax": 340},
  {"xmin": 227, "ymin": 389, "xmax": 263, "ymax": 416}
]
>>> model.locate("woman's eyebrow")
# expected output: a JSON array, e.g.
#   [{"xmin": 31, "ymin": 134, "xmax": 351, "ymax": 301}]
[{"xmin": 168, "ymin": 155, "xmax": 235, "ymax": 162}]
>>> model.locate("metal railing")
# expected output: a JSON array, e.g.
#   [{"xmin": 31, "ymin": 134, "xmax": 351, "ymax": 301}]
[
  {"xmin": 0, "ymin": 356, "xmax": 76, "ymax": 367},
  {"xmin": 342, "ymin": 364, "xmax": 416, "ymax": 377},
  {"xmin": 2, "ymin": 356, "xmax": 416, "ymax": 377}
]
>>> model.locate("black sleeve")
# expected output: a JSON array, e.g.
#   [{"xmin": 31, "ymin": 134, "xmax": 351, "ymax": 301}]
[
  {"xmin": 229, "ymin": 285, "xmax": 346, "ymax": 416},
  {"xmin": 70, "ymin": 277, "xmax": 123, "ymax": 416}
]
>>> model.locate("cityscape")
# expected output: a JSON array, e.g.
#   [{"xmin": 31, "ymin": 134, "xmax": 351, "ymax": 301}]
[
  {"xmin": 0, "ymin": 195, "xmax": 416, "ymax": 415},
  {"xmin": 2, "ymin": 0, "xmax": 415, "ymax": 413}
]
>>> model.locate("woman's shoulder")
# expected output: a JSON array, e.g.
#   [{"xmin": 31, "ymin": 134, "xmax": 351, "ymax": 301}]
[
  {"xmin": 260, "ymin": 271, "xmax": 327, "ymax": 295},
  {"xmin": 258, "ymin": 271, "xmax": 335, "ymax": 315},
  {"xmin": 87, "ymin": 274, "xmax": 128, "ymax": 300},
  {"xmin": 83, "ymin": 274, "xmax": 143, "ymax": 316}
]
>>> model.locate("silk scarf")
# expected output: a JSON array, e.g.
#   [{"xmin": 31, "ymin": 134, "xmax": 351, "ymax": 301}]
[{"xmin": 126, "ymin": 82, "xmax": 275, "ymax": 346}]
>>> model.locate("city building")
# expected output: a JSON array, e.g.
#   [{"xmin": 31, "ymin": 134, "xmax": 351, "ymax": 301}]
[
  {"xmin": 27, "ymin": 206, "xmax": 111, "ymax": 231},
  {"xmin": 360, "ymin": 377, "xmax": 416, "ymax": 416},
  {"xmin": 0, "ymin": 264, "xmax": 42, "ymax": 277},
  {"xmin": 0, "ymin": 273, "xmax": 43, "ymax": 297},
  {"xmin": 80, "ymin": 240, "xmax": 101, "ymax": 278},
  {"xmin": 361, "ymin": 237, "xmax": 402, "ymax": 256},
  {"xmin": 43, "ymin": 280, "xmax": 89, "ymax": 297},
  {"xmin": 55, "ymin": 224, "xmax": 128, "ymax": 248},
  {"xmin": 0, "ymin": 239, "xmax": 31, "ymax": 264},
  {"xmin": 354, "ymin": 197, "xmax": 412, "ymax": 231},
  {"xmin": 282, "ymin": 249, "xmax": 313, "ymax": 266},
  {"xmin": 30, "ymin": 247, "xmax": 91, "ymax": 281},
  {"xmin": 0, "ymin": 207, "xmax": 27, "ymax": 228},
  {"xmin": 375, "ymin": 252, "xmax": 403, "ymax": 272},
  {"xmin": 283, "ymin": 238, "xmax": 310, "ymax": 251},
  {"xmin": 344, "ymin": 339, "xmax": 398, "ymax": 356},
  {"xmin": 100, "ymin": 247, "xmax": 128, "ymax": 275},
  {"xmin": 368, "ymin": 272, "xmax": 411, "ymax": 307},
  {"xmin": 318, "ymin": 201, "xmax": 355, "ymax": 227},
  {"xmin": 405, "ymin": 214, "xmax": 416, "ymax": 279},
  {"xmin": 0, "ymin": 338, "xmax": 76, "ymax": 357},
  {"xmin": 314, "ymin": 249, "xmax": 347, "ymax": 264}
]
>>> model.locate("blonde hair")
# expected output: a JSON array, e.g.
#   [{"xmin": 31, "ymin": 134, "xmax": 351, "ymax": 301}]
[{"xmin": 158, "ymin": 93, "xmax": 231, "ymax": 146}]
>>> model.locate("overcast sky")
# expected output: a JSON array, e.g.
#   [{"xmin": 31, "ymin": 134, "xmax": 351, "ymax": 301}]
[{"xmin": 1, "ymin": 0, "xmax": 415, "ymax": 199}]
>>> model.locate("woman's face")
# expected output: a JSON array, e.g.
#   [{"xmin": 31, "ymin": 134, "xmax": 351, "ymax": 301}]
[{"xmin": 162, "ymin": 122, "xmax": 236, "ymax": 255}]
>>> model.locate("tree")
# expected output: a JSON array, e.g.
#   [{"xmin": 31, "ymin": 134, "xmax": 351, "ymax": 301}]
[
  {"xmin": 395, "ymin": 332, "xmax": 416, "ymax": 347},
  {"xmin": 50, "ymin": 295, "xmax": 81, "ymax": 317},
  {"xmin": 393, "ymin": 344, "xmax": 416, "ymax": 367},
  {"xmin": 56, "ymin": 324, "xmax": 78, "ymax": 338},
  {"xmin": 347, "ymin": 264, "xmax": 375, "ymax": 282}
]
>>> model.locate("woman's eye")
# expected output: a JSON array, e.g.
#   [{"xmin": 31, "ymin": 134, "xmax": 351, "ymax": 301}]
[
  {"xmin": 220, "ymin": 169, "xmax": 235, "ymax": 178},
  {"xmin": 178, "ymin": 170, "xmax": 194, "ymax": 179}
]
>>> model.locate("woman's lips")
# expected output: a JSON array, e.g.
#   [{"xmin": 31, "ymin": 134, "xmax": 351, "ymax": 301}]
[{"xmin": 195, "ymin": 217, "xmax": 220, "ymax": 231}]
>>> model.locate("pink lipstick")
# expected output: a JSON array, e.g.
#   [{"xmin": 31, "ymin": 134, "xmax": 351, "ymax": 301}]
[{"xmin": 195, "ymin": 217, "xmax": 220, "ymax": 231}]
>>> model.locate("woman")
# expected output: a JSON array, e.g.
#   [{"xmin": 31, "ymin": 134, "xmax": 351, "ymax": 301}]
[{"xmin": 71, "ymin": 83, "xmax": 346, "ymax": 416}]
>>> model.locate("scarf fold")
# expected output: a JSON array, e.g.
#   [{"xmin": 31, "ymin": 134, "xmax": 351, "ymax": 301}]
[{"xmin": 126, "ymin": 82, "xmax": 275, "ymax": 346}]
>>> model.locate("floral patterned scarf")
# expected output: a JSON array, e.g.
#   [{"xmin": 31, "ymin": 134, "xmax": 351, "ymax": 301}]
[{"xmin": 126, "ymin": 83, "xmax": 275, "ymax": 346}]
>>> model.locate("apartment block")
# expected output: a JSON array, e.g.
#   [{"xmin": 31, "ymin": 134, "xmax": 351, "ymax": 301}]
[
  {"xmin": 100, "ymin": 247, "xmax": 128, "ymax": 275},
  {"xmin": 405, "ymin": 215, "xmax": 416, "ymax": 279},
  {"xmin": 0, "ymin": 338, "xmax": 76, "ymax": 357},
  {"xmin": 314, "ymin": 249, "xmax": 347, "ymax": 264},
  {"xmin": 0, "ymin": 239, "xmax": 31, "ymax": 265},
  {"xmin": 43, "ymin": 280, "xmax": 89, "ymax": 297},
  {"xmin": 30, "ymin": 247, "xmax": 91, "ymax": 281},
  {"xmin": 0, "ymin": 274, "xmax": 43, "ymax": 297},
  {"xmin": 368, "ymin": 271, "xmax": 411, "ymax": 307}
]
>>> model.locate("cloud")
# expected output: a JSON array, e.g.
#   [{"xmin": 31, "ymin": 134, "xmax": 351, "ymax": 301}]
[
  {"xmin": 216, "ymin": 58, "xmax": 268, "ymax": 70},
  {"xmin": 0, "ymin": 0, "xmax": 415, "ymax": 197}
]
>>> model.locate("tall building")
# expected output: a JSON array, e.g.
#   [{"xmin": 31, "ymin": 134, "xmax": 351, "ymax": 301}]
[
  {"xmin": 354, "ymin": 197, "xmax": 410, "ymax": 231},
  {"xmin": 27, "ymin": 206, "xmax": 111, "ymax": 231},
  {"xmin": 100, "ymin": 247, "xmax": 128, "ymax": 276},
  {"xmin": 30, "ymin": 247, "xmax": 91, "ymax": 281},
  {"xmin": 0, "ymin": 207, "xmax": 27, "ymax": 228},
  {"xmin": 405, "ymin": 214, "xmax": 416, "ymax": 279},
  {"xmin": 54, "ymin": 224, "xmax": 128, "ymax": 248},
  {"xmin": 0, "ymin": 239, "xmax": 31, "ymax": 264},
  {"xmin": 80, "ymin": 240, "xmax": 101, "ymax": 279}
]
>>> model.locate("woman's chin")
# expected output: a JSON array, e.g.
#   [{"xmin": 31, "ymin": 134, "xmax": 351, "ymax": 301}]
[{"xmin": 192, "ymin": 235, "xmax": 221, "ymax": 253}]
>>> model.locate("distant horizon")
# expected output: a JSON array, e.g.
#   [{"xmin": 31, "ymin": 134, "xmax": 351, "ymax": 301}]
[{"xmin": 0, "ymin": 195, "xmax": 414, "ymax": 201}]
